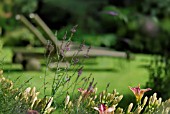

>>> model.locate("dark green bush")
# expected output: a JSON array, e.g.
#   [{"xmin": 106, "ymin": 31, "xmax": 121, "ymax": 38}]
[
  {"xmin": 3, "ymin": 28, "xmax": 35, "ymax": 47},
  {"xmin": 146, "ymin": 56, "xmax": 170, "ymax": 100}
]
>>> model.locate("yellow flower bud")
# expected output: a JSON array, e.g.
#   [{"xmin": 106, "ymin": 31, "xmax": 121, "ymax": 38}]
[
  {"xmin": 158, "ymin": 98, "xmax": 162, "ymax": 106},
  {"xmin": 0, "ymin": 70, "xmax": 3, "ymax": 75},
  {"xmin": 134, "ymin": 106, "xmax": 142, "ymax": 114},
  {"xmin": 65, "ymin": 95, "xmax": 70, "ymax": 107},
  {"xmin": 68, "ymin": 101, "xmax": 73, "ymax": 108},
  {"xmin": 142, "ymin": 96, "xmax": 148, "ymax": 108},
  {"xmin": 77, "ymin": 96, "xmax": 82, "ymax": 107},
  {"xmin": 46, "ymin": 97, "xmax": 53, "ymax": 110},
  {"xmin": 127, "ymin": 103, "xmax": 133, "ymax": 113}
]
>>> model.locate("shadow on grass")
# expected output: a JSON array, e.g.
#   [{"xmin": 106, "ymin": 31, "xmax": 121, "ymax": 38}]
[
  {"xmin": 118, "ymin": 94, "xmax": 136, "ymax": 109},
  {"xmin": 51, "ymin": 68, "xmax": 118, "ymax": 72},
  {"xmin": 2, "ymin": 65, "xmax": 117, "ymax": 73},
  {"xmin": 2, "ymin": 69, "xmax": 25, "ymax": 73},
  {"xmin": 41, "ymin": 61, "xmax": 98, "ymax": 67},
  {"xmin": 75, "ymin": 68, "xmax": 118, "ymax": 72},
  {"xmin": 137, "ymin": 64, "xmax": 149, "ymax": 69}
]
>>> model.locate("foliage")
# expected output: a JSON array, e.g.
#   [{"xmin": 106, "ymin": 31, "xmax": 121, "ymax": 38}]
[
  {"xmin": 36, "ymin": 0, "xmax": 107, "ymax": 32},
  {"xmin": 64, "ymin": 83, "xmax": 123, "ymax": 114},
  {"xmin": 0, "ymin": 70, "xmax": 55, "ymax": 114},
  {"xmin": 81, "ymin": 34, "xmax": 117, "ymax": 47},
  {"xmin": 1, "ymin": 64, "xmax": 170, "ymax": 114},
  {"xmin": 13, "ymin": 0, "xmax": 38, "ymax": 15},
  {"xmin": 0, "ymin": 0, "xmax": 14, "ymax": 32},
  {"xmin": 16, "ymin": 87, "xmax": 55, "ymax": 113},
  {"xmin": 0, "ymin": 70, "xmax": 25, "ymax": 114},
  {"xmin": 42, "ymin": 25, "xmax": 94, "ymax": 109},
  {"xmin": 1, "ymin": 66, "xmax": 170, "ymax": 114},
  {"xmin": 0, "ymin": 39, "xmax": 3, "ymax": 52},
  {"xmin": 146, "ymin": 56, "xmax": 170, "ymax": 100},
  {"xmin": 0, "ymin": 0, "xmax": 38, "ymax": 35},
  {"xmin": 1, "ymin": 0, "xmax": 170, "ymax": 54},
  {"xmin": 58, "ymin": 25, "xmax": 117, "ymax": 48},
  {"xmin": 1, "ymin": 26, "xmax": 170, "ymax": 114},
  {"xmin": 64, "ymin": 83, "xmax": 170, "ymax": 114},
  {"xmin": 139, "ymin": 0, "xmax": 170, "ymax": 17},
  {"xmin": 0, "ymin": 0, "xmax": 13, "ymax": 18},
  {"xmin": 3, "ymin": 27, "xmax": 35, "ymax": 47},
  {"xmin": 0, "ymin": 0, "xmax": 37, "ymax": 16}
]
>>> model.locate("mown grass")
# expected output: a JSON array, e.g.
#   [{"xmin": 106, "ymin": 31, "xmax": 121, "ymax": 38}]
[{"xmin": 0, "ymin": 47, "xmax": 152, "ymax": 111}]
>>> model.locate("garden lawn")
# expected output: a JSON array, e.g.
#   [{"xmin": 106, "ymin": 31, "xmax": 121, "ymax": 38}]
[{"xmin": 0, "ymin": 47, "xmax": 152, "ymax": 108}]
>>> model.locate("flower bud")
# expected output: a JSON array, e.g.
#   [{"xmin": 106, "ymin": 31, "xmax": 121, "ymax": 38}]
[
  {"xmin": 134, "ymin": 106, "xmax": 142, "ymax": 114},
  {"xmin": 46, "ymin": 97, "xmax": 53, "ymax": 110},
  {"xmin": 142, "ymin": 96, "xmax": 148, "ymax": 108},
  {"xmin": 68, "ymin": 101, "xmax": 73, "ymax": 108},
  {"xmin": 158, "ymin": 98, "xmax": 162, "ymax": 106},
  {"xmin": 0, "ymin": 70, "xmax": 3, "ymax": 75},
  {"xmin": 46, "ymin": 107, "xmax": 56, "ymax": 113},
  {"xmin": 115, "ymin": 107, "xmax": 123, "ymax": 113},
  {"xmin": 77, "ymin": 96, "xmax": 82, "ymax": 107},
  {"xmin": 116, "ymin": 95, "xmax": 123, "ymax": 103},
  {"xmin": 127, "ymin": 103, "xmax": 133, "ymax": 113},
  {"xmin": 165, "ymin": 107, "xmax": 170, "ymax": 114},
  {"xmin": 150, "ymin": 93, "xmax": 157, "ymax": 106},
  {"xmin": 65, "ymin": 95, "xmax": 70, "ymax": 107}
]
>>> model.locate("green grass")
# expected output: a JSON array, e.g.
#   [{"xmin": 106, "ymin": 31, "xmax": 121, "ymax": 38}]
[{"xmin": 0, "ymin": 47, "xmax": 152, "ymax": 110}]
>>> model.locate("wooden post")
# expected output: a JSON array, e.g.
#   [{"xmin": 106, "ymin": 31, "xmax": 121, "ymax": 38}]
[
  {"xmin": 29, "ymin": 13, "xmax": 59, "ymax": 51},
  {"xmin": 15, "ymin": 14, "xmax": 47, "ymax": 46}
]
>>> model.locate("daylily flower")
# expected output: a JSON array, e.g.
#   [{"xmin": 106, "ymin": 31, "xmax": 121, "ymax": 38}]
[
  {"xmin": 94, "ymin": 104, "xmax": 115, "ymax": 114},
  {"xmin": 129, "ymin": 84, "xmax": 151, "ymax": 103}
]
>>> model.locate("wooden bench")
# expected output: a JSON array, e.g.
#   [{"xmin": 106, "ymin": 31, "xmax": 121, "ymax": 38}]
[{"xmin": 13, "ymin": 14, "xmax": 131, "ymax": 70}]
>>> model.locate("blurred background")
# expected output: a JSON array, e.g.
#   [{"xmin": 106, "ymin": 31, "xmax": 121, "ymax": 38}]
[
  {"xmin": 1, "ymin": 0, "xmax": 170, "ymax": 108},
  {"xmin": 1, "ymin": 0, "xmax": 170, "ymax": 53}
]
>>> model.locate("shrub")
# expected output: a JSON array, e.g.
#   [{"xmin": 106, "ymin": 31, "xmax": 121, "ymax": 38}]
[
  {"xmin": 146, "ymin": 56, "xmax": 170, "ymax": 100},
  {"xmin": 3, "ymin": 27, "xmax": 35, "ymax": 47}
]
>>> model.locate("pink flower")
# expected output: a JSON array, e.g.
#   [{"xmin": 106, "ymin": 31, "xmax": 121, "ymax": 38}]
[
  {"xmin": 94, "ymin": 104, "xmax": 115, "ymax": 114},
  {"xmin": 129, "ymin": 84, "xmax": 151, "ymax": 103}
]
